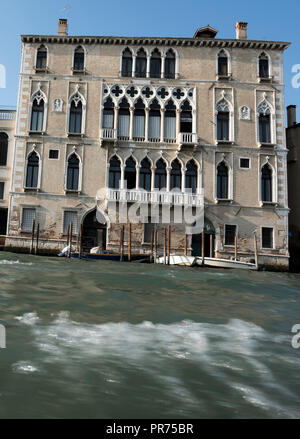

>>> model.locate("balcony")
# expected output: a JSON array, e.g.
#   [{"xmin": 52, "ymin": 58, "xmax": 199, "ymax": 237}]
[
  {"xmin": 0, "ymin": 110, "xmax": 15, "ymax": 120},
  {"xmin": 100, "ymin": 128, "xmax": 117, "ymax": 142},
  {"xmin": 177, "ymin": 132, "xmax": 198, "ymax": 149},
  {"xmin": 107, "ymin": 188, "xmax": 204, "ymax": 207}
]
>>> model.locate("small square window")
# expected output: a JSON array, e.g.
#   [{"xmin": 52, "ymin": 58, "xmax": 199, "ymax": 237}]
[
  {"xmin": 0, "ymin": 182, "xmax": 4, "ymax": 200},
  {"xmin": 225, "ymin": 224, "xmax": 237, "ymax": 246},
  {"xmin": 240, "ymin": 158, "xmax": 250, "ymax": 169},
  {"xmin": 262, "ymin": 227, "xmax": 273, "ymax": 248},
  {"xmin": 49, "ymin": 149, "xmax": 59, "ymax": 159}
]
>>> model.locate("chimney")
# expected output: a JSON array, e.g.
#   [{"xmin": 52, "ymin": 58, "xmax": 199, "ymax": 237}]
[
  {"xmin": 58, "ymin": 18, "xmax": 68, "ymax": 36},
  {"xmin": 287, "ymin": 105, "xmax": 297, "ymax": 127},
  {"xmin": 235, "ymin": 22, "xmax": 248, "ymax": 40}
]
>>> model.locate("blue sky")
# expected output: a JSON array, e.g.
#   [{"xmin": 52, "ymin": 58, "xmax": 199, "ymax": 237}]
[{"xmin": 0, "ymin": 0, "xmax": 299, "ymax": 120}]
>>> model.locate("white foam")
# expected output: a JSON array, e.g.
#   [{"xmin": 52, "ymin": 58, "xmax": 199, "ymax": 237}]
[
  {"xmin": 12, "ymin": 361, "xmax": 39, "ymax": 374},
  {"xmin": 15, "ymin": 312, "xmax": 40, "ymax": 326},
  {"xmin": 0, "ymin": 259, "xmax": 33, "ymax": 266}
]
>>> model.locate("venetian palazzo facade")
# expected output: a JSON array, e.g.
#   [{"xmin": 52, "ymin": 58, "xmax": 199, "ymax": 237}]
[{"xmin": 5, "ymin": 19, "xmax": 290, "ymax": 269}]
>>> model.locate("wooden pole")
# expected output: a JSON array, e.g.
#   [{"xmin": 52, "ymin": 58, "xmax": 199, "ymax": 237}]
[
  {"xmin": 210, "ymin": 234, "xmax": 213, "ymax": 258},
  {"xmin": 35, "ymin": 223, "xmax": 39, "ymax": 255},
  {"xmin": 69, "ymin": 222, "xmax": 73, "ymax": 258},
  {"xmin": 66, "ymin": 223, "xmax": 70, "ymax": 250},
  {"xmin": 201, "ymin": 228, "xmax": 205, "ymax": 259},
  {"xmin": 78, "ymin": 223, "xmax": 83, "ymax": 258},
  {"xmin": 167, "ymin": 225, "xmax": 171, "ymax": 265},
  {"xmin": 30, "ymin": 219, "xmax": 35, "ymax": 255},
  {"xmin": 128, "ymin": 222, "xmax": 131, "ymax": 262},
  {"xmin": 120, "ymin": 225, "xmax": 124, "ymax": 262},
  {"xmin": 254, "ymin": 232, "xmax": 258, "ymax": 269},
  {"xmin": 150, "ymin": 229, "xmax": 154, "ymax": 263},
  {"xmin": 184, "ymin": 234, "xmax": 187, "ymax": 256},
  {"xmin": 234, "ymin": 234, "xmax": 238, "ymax": 261},
  {"xmin": 155, "ymin": 228, "xmax": 158, "ymax": 261},
  {"xmin": 164, "ymin": 227, "xmax": 167, "ymax": 265}
]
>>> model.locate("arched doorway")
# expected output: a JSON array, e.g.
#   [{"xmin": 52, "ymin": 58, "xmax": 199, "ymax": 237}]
[
  {"xmin": 191, "ymin": 218, "xmax": 215, "ymax": 257},
  {"xmin": 81, "ymin": 208, "xmax": 107, "ymax": 253}
]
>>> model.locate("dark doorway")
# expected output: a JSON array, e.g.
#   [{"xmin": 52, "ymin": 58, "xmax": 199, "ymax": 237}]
[
  {"xmin": 191, "ymin": 218, "xmax": 215, "ymax": 257},
  {"xmin": 0, "ymin": 208, "xmax": 8, "ymax": 236},
  {"xmin": 81, "ymin": 209, "xmax": 106, "ymax": 253}
]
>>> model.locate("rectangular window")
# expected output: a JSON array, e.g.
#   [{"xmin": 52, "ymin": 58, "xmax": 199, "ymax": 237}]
[
  {"xmin": 21, "ymin": 208, "xmax": 36, "ymax": 232},
  {"xmin": 63, "ymin": 210, "xmax": 78, "ymax": 235},
  {"xmin": 224, "ymin": 224, "xmax": 237, "ymax": 246},
  {"xmin": 259, "ymin": 115, "xmax": 271, "ymax": 143},
  {"xmin": 217, "ymin": 112, "xmax": 229, "ymax": 141},
  {"xmin": 0, "ymin": 182, "xmax": 4, "ymax": 200},
  {"xmin": 49, "ymin": 149, "xmax": 59, "ymax": 159},
  {"xmin": 144, "ymin": 221, "xmax": 153, "ymax": 244},
  {"xmin": 262, "ymin": 227, "xmax": 273, "ymax": 249},
  {"xmin": 240, "ymin": 158, "xmax": 250, "ymax": 169}
]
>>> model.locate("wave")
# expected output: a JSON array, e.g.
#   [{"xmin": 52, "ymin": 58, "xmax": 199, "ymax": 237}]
[{"xmin": 0, "ymin": 259, "xmax": 33, "ymax": 266}]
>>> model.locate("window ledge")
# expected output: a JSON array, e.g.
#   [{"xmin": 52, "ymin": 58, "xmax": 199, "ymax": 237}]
[
  {"xmin": 24, "ymin": 187, "xmax": 39, "ymax": 192},
  {"xmin": 217, "ymin": 74, "xmax": 232, "ymax": 81},
  {"xmin": 215, "ymin": 198, "xmax": 233, "ymax": 204},
  {"xmin": 260, "ymin": 201, "xmax": 277, "ymax": 207},
  {"xmin": 258, "ymin": 76, "xmax": 273, "ymax": 83},
  {"xmin": 258, "ymin": 142, "xmax": 275, "ymax": 148},
  {"xmin": 71, "ymin": 68, "xmax": 86, "ymax": 74},
  {"xmin": 28, "ymin": 130, "xmax": 45, "ymax": 136},
  {"xmin": 34, "ymin": 67, "xmax": 48, "ymax": 73},
  {"xmin": 65, "ymin": 189, "xmax": 81, "ymax": 195},
  {"xmin": 216, "ymin": 140, "xmax": 234, "ymax": 145},
  {"xmin": 67, "ymin": 132, "xmax": 84, "ymax": 138}
]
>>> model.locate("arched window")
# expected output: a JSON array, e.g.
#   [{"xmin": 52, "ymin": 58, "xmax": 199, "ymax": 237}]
[
  {"xmin": 216, "ymin": 99, "xmax": 229, "ymax": 141},
  {"xmin": 124, "ymin": 156, "xmax": 136, "ymax": 190},
  {"xmin": 185, "ymin": 160, "xmax": 197, "ymax": 194},
  {"xmin": 217, "ymin": 162, "xmax": 228, "ymax": 199},
  {"xmin": 261, "ymin": 164, "xmax": 272, "ymax": 202},
  {"xmin": 103, "ymin": 97, "xmax": 114, "ymax": 129},
  {"xmin": 133, "ymin": 98, "xmax": 145, "ymax": 140},
  {"xmin": 69, "ymin": 95, "xmax": 82, "ymax": 134},
  {"xmin": 218, "ymin": 50, "xmax": 228, "ymax": 76},
  {"xmin": 259, "ymin": 53, "xmax": 269, "ymax": 78},
  {"xmin": 67, "ymin": 153, "xmax": 80, "ymax": 191},
  {"xmin": 73, "ymin": 46, "xmax": 85, "ymax": 71},
  {"xmin": 139, "ymin": 158, "xmax": 151, "ymax": 191},
  {"xmin": 122, "ymin": 48, "xmax": 133, "ymax": 77},
  {"xmin": 149, "ymin": 99, "xmax": 161, "ymax": 141},
  {"xmin": 109, "ymin": 155, "xmax": 121, "ymax": 189},
  {"xmin": 26, "ymin": 152, "xmax": 39, "ymax": 188},
  {"xmin": 136, "ymin": 48, "xmax": 147, "ymax": 78},
  {"xmin": 118, "ymin": 98, "xmax": 130, "ymax": 139},
  {"xmin": 180, "ymin": 100, "xmax": 193, "ymax": 133},
  {"xmin": 36, "ymin": 45, "xmax": 47, "ymax": 70},
  {"xmin": 164, "ymin": 100, "xmax": 176, "ymax": 140},
  {"xmin": 170, "ymin": 159, "xmax": 182, "ymax": 190},
  {"xmin": 155, "ymin": 158, "xmax": 167, "ymax": 190},
  {"xmin": 258, "ymin": 101, "xmax": 271, "ymax": 143},
  {"xmin": 30, "ymin": 96, "xmax": 44, "ymax": 132},
  {"xmin": 0, "ymin": 133, "xmax": 8, "ymax": 166},
  {"xmin": 165, "ymin": 50, "xmax": 175, "ymax": 79},
  {"xmin": 150, "ymin": 49, "xmax": 161, "ymax": 78}
]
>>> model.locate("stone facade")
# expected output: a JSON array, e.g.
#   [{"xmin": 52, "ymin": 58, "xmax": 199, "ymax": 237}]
[{"xmin": 5, "ymin": 20, "xmax": 290, "ymax": 269}]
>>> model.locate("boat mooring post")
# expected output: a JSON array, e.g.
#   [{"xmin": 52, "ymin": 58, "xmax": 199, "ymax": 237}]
[
  {"xmin": 128, "ymin": 222, "xmax": 131, "ymax": 262},
  {"xmin": 210, "ymin": 234, "xmax": 213, "ymax": 258},
  {"xmin": 155, "ymin": 227, "xmax": 158, "ymax": 262},
  {"xmin": 66, "ymin": 223, "xmax": 70, "ymax": 252},
  {"xmin": 201, "ymin": 228, "xmax": 205, "ymax": 262},
  {"xmin": 78, "ymin": 223, "xmax": 83, "ymax": 258},
  {"xmin": 184, "ymin": 234, "xmax": 187, "ymax": 256},
  {"xmin": 235, "ymin": 234, "xmax": 238, "ymax": 261},
  {"xmin": 35, "ymin": 223, "xmax": 40, "ymax": 255},
  {"xmin": 120, "ymin": 225, "xmax": 124, "ymax": 262},
  {"xmin": 164, "ymin": 227, "xmax": 167, "ymax": 265},
  {"xmin": 150, "ymin": 229, "xmax": 154, "ymax": 263},
  {"xmin": 30, "ymin": 219, "xmax": 35, "ymax": 255},
  {"xmin": 69, "ymin": 223, "xmax": 73, "ymax": 258},
  {"xmin": 254, "ymin": 232, "xmax": 258, "ymax": 269},
  {"xmin": 167, "ymin": 225, "xmax": 171, "ymax": 265}
]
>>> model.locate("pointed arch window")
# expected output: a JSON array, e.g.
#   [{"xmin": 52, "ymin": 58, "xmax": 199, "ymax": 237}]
[
  {"xmin": 216, "ymin": 99, "xmax": 229, "ymax": 141},
  {"xmin": 136, "ymin": 49, "xmax": 147, "ymax": 78},
  {"xmin": 69, "ymin": 95, "xmax": 83, "ymax": 134},
  {"xmin": 73, "ymin": 46, "xmax": 85, "ymax": 71},
  {"xmin": 109, "ymin": 155, "xmax": 121, "ymax": 189},
  {"xmin": 140, "ymin": 158, "xmax": 151, "ymax": 191},
  {"xmin": 118, "ymin": 98, "xmax": 130, "ymax": 139},
  {"xmin": 180, "ymin": 100, "xmax": 193, "ymax": 133},
  {"xmin": 185, "ymin": 160, "xmax": 197, "ymax": 194},
  {"xmin": 26, "ymin": 151, "xmax": 39, "ymax": 188},
  {"xmin": 103, "ymin": 97, "xmax": 114, "ymax": 129},
  {"xmin": 124, "ymin": 157, "xmax": 136, "ymax": 190},
  {"xmin": 149, "ymin": 99, "xmax": 161, "ymax": 140},
  {"xmin": 66, "ymin": 153, "xmax": 80, "ymax": 191},
  {"xmin": 170, "ymin": 159, "xmax": 182, "ymax": 190},
  {"xmin": 0, "ymin": 133, "xmax": 8, "ymax": 166},
  {"xmin": 150, "ymin": 49, "xmax": 161, "ymax": 78},
  {"xmin": 217, "ymin": 162, "xmax": 228, "ymax": 199},
  {"xmin": 261, "ymin": 164, "xmax": 272, "ymax": 202},
  {"xmin": 133, "ymin": 98, "xmax": 145, "ymax": 139},
  {"xmin": 165, "ymin": 50, "xmax": 175, "ymax": 79},
  {"xmin": 258, "ymin": 101, "xmax": 271, "ymax": 143},
  {"xmin": 218, "ymin": 50, "xmax": 228, "ymax": 76},
  {"xmin": 122, "ymin": 48, "xmax": 133, "ymax": 77},
  {"xmin": 30, "ymin": 94, "xmax": 44, "ymax": 132},
  {"xmin": 36, "ymin": 45, "xmax": 47, "ymax": 70},
  {"xmin": 155, "ymin": 158, "xmax": 167, "ymax": 190},
  {"xmin": 259, "ymin": 53, "xmax": 269, "ymax": 78},
  {"xmin": 164, "ymin": 100, "xmax": 176, "ymax": 140}
]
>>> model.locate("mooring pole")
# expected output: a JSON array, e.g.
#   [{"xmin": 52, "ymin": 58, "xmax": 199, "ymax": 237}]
[
  {"xmin": 30, "ymin": 219, "xmax": 35, "ymax": 255},
  {"xmin": 128, "ymin": 222, "xmax": 131, "ymax": 262},
  {"xmin": 155, "ymin": 227, "xmax": 158, "ymax": 262},
  {"xmin": 167, "ymin": 225, "xmax": 171, "ymax": 265},
  {"xmin": 201, "ymin": 228, "xmax": 205, "ymax": 258},
  {"xmin": 120, "ymin": 225, "xmax": 124, "ymax": 262},
  {"xmin": 35, "ymin": 223, "xmax": 39, "ymax": 255},
  {"xmin": 78, "ymin": 223, "xmax": 83, "ymax": 258},
  {"xmin": 69, "ymin": 223, "xmax": 73, "ymax": 258},
  {"xmin": 254, "ymin": 232, "xmax": 258, "ymax": 269},
  {"xmin": 66, "ymin": 223, "xmax": 70, "ymax": 251},
  {"xmin": 164, "ymin": 227, "xmax": 167, "ymax": 265},
  {"xmin": 150, "ymin": 229, "xmax": 154, "ymax": 263},
  {"xmin": 210, "ymin": 234, "xmax": 213, "ymax": 258},
  {"xmin": 184, "ymin": 234, "xmax": 187, "ymax": 256},
  {"xmin": 235, "ymin": 234, "xmax": 238, "ymax": 261}
]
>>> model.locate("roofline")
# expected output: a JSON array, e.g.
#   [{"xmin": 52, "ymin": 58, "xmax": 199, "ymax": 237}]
[{"xmin": 21, "ymin": 34, "xmax": 291, "ymax": 50}]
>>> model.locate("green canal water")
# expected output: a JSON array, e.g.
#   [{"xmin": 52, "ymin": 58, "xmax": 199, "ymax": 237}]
[{"xmin": 0, "ymin": 251, "xmax": 299, "ymax": 419}]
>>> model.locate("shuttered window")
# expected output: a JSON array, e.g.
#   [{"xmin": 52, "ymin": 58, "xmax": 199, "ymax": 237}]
[
  {"xmin": 262, "ymin": 227, "xmax": 273, "ymax": 249},
  {"xmin": 22, "ymin": 208, "xmax": 36, "ymax": 232},
  {"xmin": 225, "ymin": 224, "xmax": 236, "ymax": 246},
  {"xmin": 63, "ymin": 210, "xmax": 78, "ymax": 235}
]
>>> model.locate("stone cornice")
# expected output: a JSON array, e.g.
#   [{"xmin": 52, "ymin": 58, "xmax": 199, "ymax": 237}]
[{"xmin": 21, "ymin": 35, "xmax": 291, "ymax": 51}]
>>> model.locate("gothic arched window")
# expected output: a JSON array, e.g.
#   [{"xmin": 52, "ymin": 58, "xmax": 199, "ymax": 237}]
[
  {"xmin": 122, "ymin": 48, "xmax": 133, "ymax": 77},
  {"xmin": 26, "ymin": 152, "xmax": 39, "ymax": 188},
  {"xmin": 170, "ymin": 159, "xmax": 182, "ymax": 190},
  {"xmin": 136, "ymin": 49, "xmax": 147, "ymax": 78},
  {"xmin": 139, "ymin": 157, "xmax": 151, "ymax": 191},
  {"xmin": 180, "ymin": 100, "xmax": 193, "ymax": 133},
  {"xmin": 30, "ymin": 95, "xmax": 44, "ymax": 132},
  {"xmin": 69, "ymin": 95, "xmax": 82, "ymax": 134},
  {"xmin": 149, "ymin": 99, "xmax": 161, "ymax": 140},
  {"xmin": 103, "ymin": 97, "xmax": 114, "ymax": 129},
  {"xmin": 150, "ymin": 49, "xmax": 161, "ymax": 78},
  {"xmin": 133, "ymin": 98, "xmax": 145, "ymax": 139},
  {"xmin": 261, "ymin": 164, "xmax": 272, "ymax": 202},
  {"xmin": 217, "ymin": 161, "xmax": 228, "ymax": 199},
  {"xmin": 73, "ymin": 46, "xmax": 85, "ymax": 71},
  {"xmin": 36, "ymin": 45, "xmax": 47, "ymax": 70},
  {"xmin": 216, "ymin": 99, "xmax": 230, "ymax": 141},
  {"xmin": 124, "ymin": 156, "xmax": 136, "ymax": 190},
  {"xmin": 258, "ymin": 101, "xmax": 271, "ymax": 143},
  {"xmin": 67, "ymin": 153, "xmax": 80, "ymax": 191},
  {"xmin": 164, "ymin": 100, "xmax": 176, "ymax": 140},
  {"xmin": 185, "ymin": 160, "xmax": 197, "ymax": 194},
  {"xmin": 118, "ymin": 98, "xmax": 130, "ymax": 139},
  {"xmin": 109, "ymin": 155, "xmax": 121, "ymax": 189},
  {"xmin": 165, "ymin": 50, "xmax": 175, "ymax": 79},
  {"xmin": 0, "ymin": 133, "xmax": 8, "ymax": 166},
  {"xmin": 155, "ymin": 158, "xmax": 167, "ymax": 190}
]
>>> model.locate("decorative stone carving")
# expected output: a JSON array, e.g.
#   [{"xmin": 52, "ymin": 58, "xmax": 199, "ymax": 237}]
[
  {"xmin": 53, "ymin": 98, "xmax": 63, "ymax": 112},
  {"xmin": 216, "ymin": 98, "xmax": 229, "ymax": 112},
  {"xmin": 240, "ymin": 105, "xmax": 250, "ymax": 120},
  {"xmin": 257, "ymin": 99, "xmax": 271, "ymax": 115}
]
